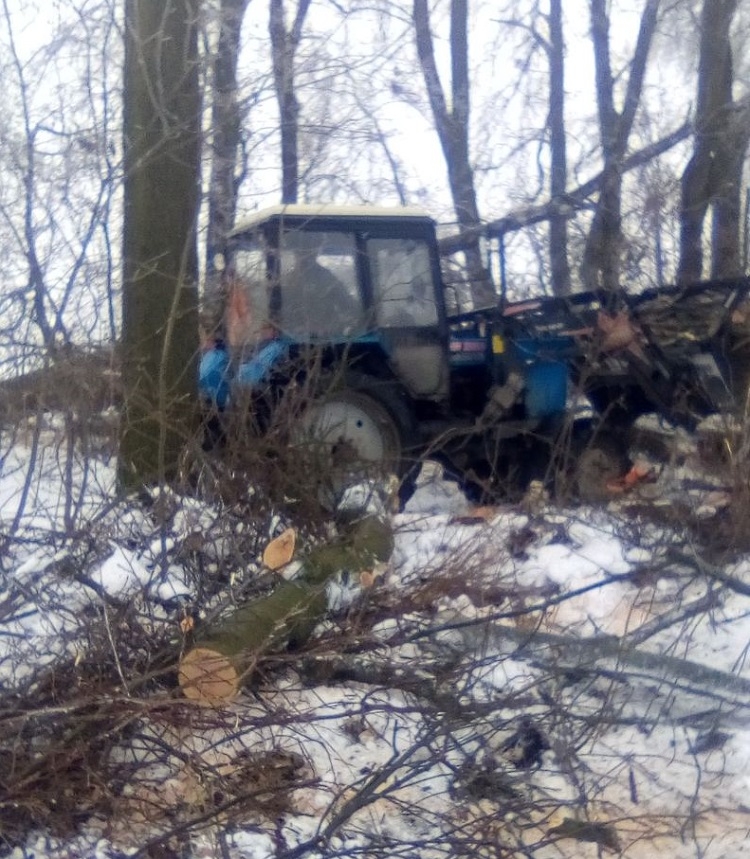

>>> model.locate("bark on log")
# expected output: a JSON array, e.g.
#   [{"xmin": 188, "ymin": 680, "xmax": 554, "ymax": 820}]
[{"xmin": 179, "ymin": 515, "xmax": 393, "ymax": 703}]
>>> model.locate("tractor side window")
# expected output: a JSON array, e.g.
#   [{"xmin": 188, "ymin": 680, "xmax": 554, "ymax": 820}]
[
  {"xmin": 368, "ymin": 239, "xmax": 439, "ymax": 327},
  {"xmin": 228, "ymin": 240, "xmax": 270, "ymax": 349},
  {"xmin": 279, "ymin": 230, "xmax": 365, "ymax": 338}
]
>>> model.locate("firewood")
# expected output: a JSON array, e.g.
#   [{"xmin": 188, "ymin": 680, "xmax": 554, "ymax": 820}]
[{"xmin": 178, "ymin": 580, "xmax": 326, "ymax": 703}]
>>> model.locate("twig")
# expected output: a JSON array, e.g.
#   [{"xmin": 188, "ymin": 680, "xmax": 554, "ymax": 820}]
[{"xmin": 102, "ymin": 603, "xmax": 130, "ymax": 694}]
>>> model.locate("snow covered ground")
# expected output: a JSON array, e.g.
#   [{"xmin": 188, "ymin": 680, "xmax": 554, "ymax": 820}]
[{"xmin": 2, "ymin": 418, "xmax": 750, "ymax": 858}]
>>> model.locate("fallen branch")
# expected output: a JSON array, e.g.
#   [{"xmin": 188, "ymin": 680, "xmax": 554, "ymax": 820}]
[{"xmin": 400, "ymin": 611, "xmax": 750, "ymax": 717}]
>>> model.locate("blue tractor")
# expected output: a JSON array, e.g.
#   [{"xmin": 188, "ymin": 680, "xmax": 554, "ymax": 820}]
[{"xmin": 200, "ymin": 204, "xmax": 749, "ymax": 498}]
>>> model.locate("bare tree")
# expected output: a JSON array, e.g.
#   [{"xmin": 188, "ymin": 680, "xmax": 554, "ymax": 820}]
[
  {"xmin": 546, "ymin": 0, "xmax": 571, "ymax": 296},
  {"xmin": 120, "ymin": 0, "xmax": 202, "ymax": 489},
  {"xmin": 580, "ymin": 0, "xmax": 661, "ymax": 292},
  {"xmin": 678, "ymin": 0, "xmax": 750, "ymax": 283},
  {"xmin": 496, "ymin": 0, "xmax": 573, "ymax": 296},
  {"xmin": 288, "ymin": 2, "xmax": 417, "ymax": 206},
  {"xmin": 413, "ymin": 0, "xmax": 494, "ymax": 307},
  {"xmin": 0, "ymin": 0, "xmax": 119, "ymax": 360},
  {"xmin": 270, "ymin": 0, "xmax": 312, "ymax": 204},
  {"xmin": 206, "ymin": 0, "xmax": 252, "ymax": 273}
]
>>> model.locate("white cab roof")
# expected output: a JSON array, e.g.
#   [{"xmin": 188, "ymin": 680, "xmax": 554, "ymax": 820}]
[{"xmin": 232, "ymin": 203, "xmax": 434, "ymax": 235}]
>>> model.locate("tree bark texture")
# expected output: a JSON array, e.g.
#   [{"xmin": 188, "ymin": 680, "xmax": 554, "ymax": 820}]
[
  {"xmin": 120, "ymin": 0, "xmax": 201, "ymax": 490},
  {"xmin": 678, "ymin": 0, "xmax": 750, "ymax": 283},
  {"xmin": 206, "ymin": 0, "xmax": 252, "ymax": 273},
  {"xmin": 547, "ymin": 0, "xmax": 571, "ymax": 296},
  {"xmin": 581, "ymin": 0, "xmax": 660, "ymax": 292},
  {"xmin": 711, "ymin": 98, "xmax": 750, "ymax": 279}
]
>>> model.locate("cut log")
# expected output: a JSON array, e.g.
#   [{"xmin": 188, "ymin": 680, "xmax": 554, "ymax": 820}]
[
  {"xmin": 301, "ymin": 515, "xmax": 394, "ymax": 585},
  {"xmin": 263, "ymin": 527, "xmax": 296, "ymax": 571},
  {"xmin": 179, "ymin": 647, "xmax": 242, "ymax": 703},
  {"xmin": 178, "ymin": 515, "xmax": 393, "ymax": 704},
  {"xmin": 178, "ymin": 579, "xmax": 326, "ymax": 703}
]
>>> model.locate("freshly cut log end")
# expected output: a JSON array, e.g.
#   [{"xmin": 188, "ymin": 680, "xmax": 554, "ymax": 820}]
[
  {"xmin": 177, "ymin": 515, "xmax": 394, "ymax": 702},
  {"xmin": 178, "ymin": 646, "xmax": 240, "ymax": 704},
  {"xmin": 263, "ymin": 527, "xmax": 297, "ymax": 571}
]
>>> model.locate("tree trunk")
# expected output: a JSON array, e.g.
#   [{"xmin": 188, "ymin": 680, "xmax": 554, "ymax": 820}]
[
  {"xmin": 678, "ymin": 0, "xmax": 749, "ymax": 284},
  {"xmin": 120, "ymin": 0, "xmax": 201, "ymax": 490},
  {"xmin": 413, "ymin": 0, "xmax": 494, "ymax": 308},
  {"xmin": 547, "ymin": 0, "xmax": 571, "ymax": 296},
  {"xmin": 270, "ymin": 0, "xmax": 312, "ymax": 204},
  {"xmin": 206, "ymin": 0, "xmax": 251, "ymax": 274},
  {"xmin": 179, "ymin": 515, "xmax": 393, "ymax": 703},
  {"xmin": 711, "ymin": 100, "xmax": 750, "ymax": 279},
  {"xmin": 581, "ymin": 0, "xmax": 660, "ymax": 292}
]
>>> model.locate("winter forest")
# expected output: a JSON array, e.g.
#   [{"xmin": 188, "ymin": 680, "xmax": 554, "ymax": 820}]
[
  {"xmin": 5, "ymin": 0, "xmax": 750, "ymax": 363},
  {"xmin": 3, "ymin": 1, "xmax": 750, "ymax": 858}
]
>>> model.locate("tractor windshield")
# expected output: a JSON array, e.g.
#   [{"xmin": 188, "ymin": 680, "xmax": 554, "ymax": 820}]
[
  {"xmin": 279, "ymin": 230, "xmax": 366, "ymax": 338},
  {"xmin": 227, "ymin": 214, "xmax": 444, "ymax": 347}
]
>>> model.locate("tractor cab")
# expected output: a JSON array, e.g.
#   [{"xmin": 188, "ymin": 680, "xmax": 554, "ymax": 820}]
[{"xmin": 222, "ymin": 204, "xmax": 451, "ymax": 403}]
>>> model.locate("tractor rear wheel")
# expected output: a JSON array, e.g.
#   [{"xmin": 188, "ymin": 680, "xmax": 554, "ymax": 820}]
[
  {"xmin": 293, "ymin": 376, "xmax": 414, "ymax": 506},
  {"xmin": 297, "ymin": 388, "xmax": 403, "ymax": 472}
]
